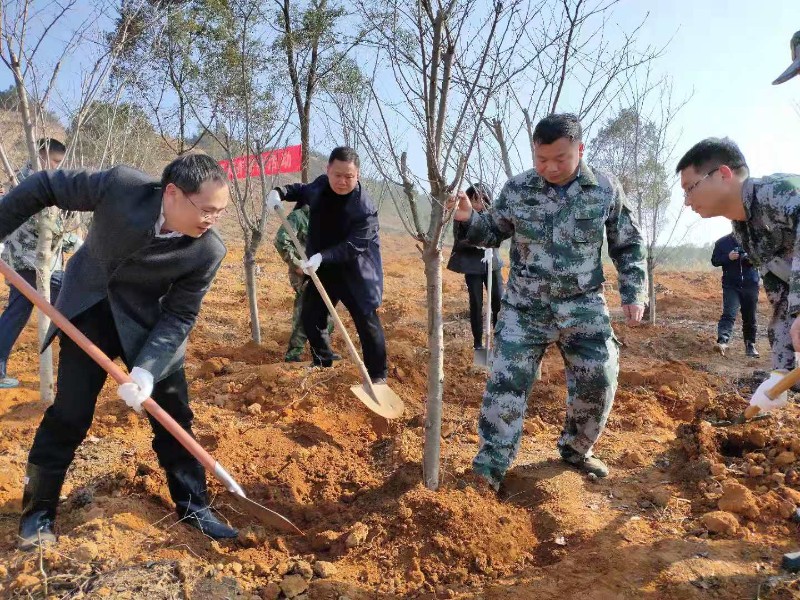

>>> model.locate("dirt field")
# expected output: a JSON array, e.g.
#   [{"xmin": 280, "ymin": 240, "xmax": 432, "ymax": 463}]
[{"xmin": 2, "ymin": 230, "xmax": 800, "ymax": 599}]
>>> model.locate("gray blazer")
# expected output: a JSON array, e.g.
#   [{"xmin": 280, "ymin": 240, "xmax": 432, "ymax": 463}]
[{"xmin": 0, "ymin": 166, "xmax": 226, "ymax": 382}]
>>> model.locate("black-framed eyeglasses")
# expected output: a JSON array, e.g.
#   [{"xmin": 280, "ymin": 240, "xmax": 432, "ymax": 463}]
[
  {"xmin": 683, "ymin": 168, "xmax": 719, "ymax": 199},
  {"xmin": 181, "ymin": 189, "xmax": 227, "ymax": 222}
]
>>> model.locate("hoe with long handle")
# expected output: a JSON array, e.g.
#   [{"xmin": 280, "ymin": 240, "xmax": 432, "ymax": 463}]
[{"xmin": 0, "ymin": 258, "xmax": 302, "ymax": 534}]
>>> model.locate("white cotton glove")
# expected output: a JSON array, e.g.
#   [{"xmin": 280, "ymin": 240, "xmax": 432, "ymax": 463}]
[
  {"xmin": 300, "ymin": 253, "xmax": 322, "ymax": 275},
  {"xmin": 481, "ymin": 248, "xmax": 493, "ymax": 264},
  {"xmin": 748, "ymin": 370, "xmax": 789, "ymax": 414},
  {"xmin": 266, "ymin": 189, "xmax": 282, "ymax": 212},
  {"xmin": 117, "ymin": 367, "xmax": 154, "ymax": 413}
]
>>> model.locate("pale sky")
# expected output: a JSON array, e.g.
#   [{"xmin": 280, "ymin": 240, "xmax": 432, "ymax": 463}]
[
  {"xmin": 1, "ymin": 0, "xmax": 798, "ymax": 248},
  {"xmin": 615, "ymin": 0, "xmax": 800, "ymax": 245}
]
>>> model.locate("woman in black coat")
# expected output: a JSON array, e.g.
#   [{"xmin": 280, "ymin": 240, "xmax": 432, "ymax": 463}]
[{"xmin": 446, "ymin": 183, "xmax": 504, "ymax": 350}]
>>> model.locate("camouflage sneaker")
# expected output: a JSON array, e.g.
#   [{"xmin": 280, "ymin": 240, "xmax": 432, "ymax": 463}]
[
  {"xmin": 713, "ymin": 341, "xmax": 728, "ymax": 357},
  {"xmin": 456, "ymin": 471, "xmax": 500, "ymax": 494},
  {"xmin": 559, "ymin": 446, "xmax": 609, "ymax": 478}
]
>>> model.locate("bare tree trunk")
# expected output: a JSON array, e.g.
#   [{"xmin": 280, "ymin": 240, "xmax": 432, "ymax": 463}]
[
  {"xmin": 647, "ymin": 254, "xmax": 656, "ymax": 325},
  {"xmin": 422, "ymin": 245, "xmax": 444, "ymax": 490},
  {"xmin": 35, "ymin": 212, "xmax": 55, "ymax": 402},
  {"xmin": 490, "ymin": 118, "xmax": 513, "ymax": 178},
  {"xmin": 522, "ymin": 108, "xmax": 536, "ymax": 168},
  {"xmin": 9, "ymin": 48, "xmax": 55, "ymax": 403},
  {"xmin": 300, "ymin": 111, "xmax": 310, "ymax": 183},
  {"xmin": 0, "ymin": 138, "xmax": 17, "ymax": 183},
  {"xmin": 244, "ymin": 243, "xmax": 261, "ymax": 343}
]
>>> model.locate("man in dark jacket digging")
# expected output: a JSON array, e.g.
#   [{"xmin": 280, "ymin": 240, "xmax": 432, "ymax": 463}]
[
  {"xmin": 267, "ymin": 146, "xmax": 387, "ymax": 384},
  {"xmin": 711, "ymin": 232, "xmax": 760, "ymax": 357},
  {"xmin": 0, "ymin": 153, "xmax": 238, "ymax": 550}
]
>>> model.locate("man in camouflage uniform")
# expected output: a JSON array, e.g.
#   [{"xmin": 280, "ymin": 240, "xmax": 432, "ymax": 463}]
[
  {"xmin": 273, "ymin": 202, "xmax": 335, "ymax": 362},
  {"xmin": 451, "ymin": 113, "xmax": 647, "ymax": 487},
  {"xmin": 677, "ymin": 139, "xmax": 800, "ymax": 373},
  {"xmin": 0, "ymin": 138, "xmax": 80, "ymax": 388}
]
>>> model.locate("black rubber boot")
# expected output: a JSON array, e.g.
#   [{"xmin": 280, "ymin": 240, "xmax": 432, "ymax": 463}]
[
  {"xmin": 18, "ymin": 463, "xmax": 66, "ymax": 550},
  {"xmin": 165, "ymin": 462, "xmax": 238, "ymax": 539}
]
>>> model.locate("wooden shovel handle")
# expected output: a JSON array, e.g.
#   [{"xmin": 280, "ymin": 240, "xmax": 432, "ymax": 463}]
[
  {"xmin": 271, "ymin": 202, "xmax": 378, "ymax": 399},
  {"xmin": 0, "ymin": 259, "xmax": 237, "ymax": 487},
  {"xmin": 767, "ymin": 366, "xmax": 800, "ymax": 399}
]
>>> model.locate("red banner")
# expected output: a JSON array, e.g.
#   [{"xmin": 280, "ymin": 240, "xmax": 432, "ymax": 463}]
[{"xmin": 218, "ymin": 144, "xmax": 302, "ymax": 180}]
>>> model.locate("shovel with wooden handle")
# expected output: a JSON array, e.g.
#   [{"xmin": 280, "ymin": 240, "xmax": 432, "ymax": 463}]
[
  {"xmin": 473, "ymin": 248, "xmax": 493, "ymax": 368},
  {"xmin": 0, "ymin": 258, "xmax": 302, "ymax": 534},
  {"xmin": 709, "ymin": 367, "xmax": 800, "ymax": 427},
  {"xmin": 270, "ymin": 202, "xmax": 404, "ymax": 419}
]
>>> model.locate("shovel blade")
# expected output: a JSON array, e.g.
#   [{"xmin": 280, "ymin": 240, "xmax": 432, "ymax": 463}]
[
  {"xmin": 473, "ymin": 348, "xmax": 490, "ymax": 368},
  {"xmin": 225, "ymin": 490, "xmax": 304, "ymax": 535},
  {"xmin": 350, "ymin": 383, "xmax": 405, "ymax": 419},
  {"xmin": 707, "ymin": 413, "xmax": 771, "ymax": 428}
]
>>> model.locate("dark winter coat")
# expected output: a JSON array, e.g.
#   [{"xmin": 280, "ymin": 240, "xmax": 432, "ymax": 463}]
[
  {"xmin": 276, "ymin": 175, "xmax": 383, "ymax": 313},
  {"xmin": 711, "ymin": 233, "xmax": 760, "ymax": 289},
  {"xmin": 0, "ymin": 167, "xmax": 226, "ymax": 382},
  {"xmin": 447, "ymin": 220, "xmax": 503, "ymax": 275}
]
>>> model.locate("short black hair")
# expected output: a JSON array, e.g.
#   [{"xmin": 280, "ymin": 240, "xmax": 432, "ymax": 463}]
[
  {"xmin": 328, "ymin": 146, "xmax": 360, "ymax": 168},
  {"xmin": 466, "ymin": 182, "xmax": 492, "ymax": 205},
  {"xmin": 161, "ymin": 153, "xmax": 228, "ymax": 194},
  {"xmin": 675, "ymin": 137, "xmax": 749, "ymax": 177},
  {"xmin": 37, "ymin": 138, "xmax": 66, "ymax": 155},
  {"xmin": 532, "ymin": 113, "xmax": 582, "ymax": 145}
]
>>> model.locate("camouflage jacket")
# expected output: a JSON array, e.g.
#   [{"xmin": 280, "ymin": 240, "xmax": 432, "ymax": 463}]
[
  {"xmin": 274, "ymin": 204, "xmax": 309, "ymax": 268},
  {"xmin": 3, "ymin": 164, "xmax": 81, "ymax": 272},
  {"xmin": 733, "ymin": 174, "xmax": 800, "ymax": 314},
  {"xmin": 464, "ymin": 161, "xmax": 647, "ymax": 306}
]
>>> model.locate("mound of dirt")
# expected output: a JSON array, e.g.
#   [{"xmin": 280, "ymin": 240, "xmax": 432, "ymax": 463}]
[
  {"xmin": 0, "ymin": 241, "xmax": 791, "ymax": 600},
  {"xmin": 677, "ymin": 414, "xmax": 800, "ymax": 532}
]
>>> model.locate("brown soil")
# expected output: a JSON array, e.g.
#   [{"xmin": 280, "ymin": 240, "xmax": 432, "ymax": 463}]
[{"xmin": 1, "ymin": 232, "xmax": 799, "ymax": 599}]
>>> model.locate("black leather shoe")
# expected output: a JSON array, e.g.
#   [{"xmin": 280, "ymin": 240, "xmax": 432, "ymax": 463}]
[
  {"xmin": 165, "ymin": 462, "xmax": 238, "ymax": 540},
  {"xmin": 745, "ymin": 342, "xmax": 760, "ymax": 358},
  {"xmin": 18, "ymin": 463, "xmax": 66, "ymax": 550}
]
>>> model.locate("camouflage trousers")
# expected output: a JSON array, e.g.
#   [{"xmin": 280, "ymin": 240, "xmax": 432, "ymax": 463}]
[
  {"xmin": 763, "ymin": 272, "xmax": 794, "ymax": 370},
  {"xmin": 473, "ymin": 289, "xmax": 619, "ymax": 486},
  {"xmin": 286, "ymin": 269, "xmax": 333, "ymax": 360}
]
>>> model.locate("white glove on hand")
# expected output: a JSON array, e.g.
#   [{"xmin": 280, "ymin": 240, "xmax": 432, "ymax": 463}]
[
  {"xmin": 117, "ymin": 367, "xmax": 154, "ymax": 413},
  {"xmin": 266, "ymin": 189, "xmax": 282, "ymax": 212},
  {"xmin": 749, "ymin": 370, "xmax": 789, "ymax": 414},
  {"xmin": 300, "ymin": 253, "xmax": 322, "ymax": 275},
  {"xmin": 481, "ymin": 248, "xmax": 493, "ymax": 264}
]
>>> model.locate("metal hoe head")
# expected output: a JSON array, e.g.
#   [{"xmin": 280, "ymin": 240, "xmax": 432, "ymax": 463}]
[
  {"xmin": 350, "ymin": 382, "xmax": 405, "ymax": 419},
  {"xmin": 224, "ymin": 489, "xmax": 304, "ymax": 535}
]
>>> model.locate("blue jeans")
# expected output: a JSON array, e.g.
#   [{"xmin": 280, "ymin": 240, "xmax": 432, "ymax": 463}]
[
  {"xmin": 0, "ymin": 269, "xmax": 63, "ymax": 363},
  {"xmin": 717, "ymin": 284, "xmax": 758, "ymax": 345}
]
